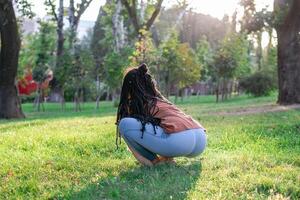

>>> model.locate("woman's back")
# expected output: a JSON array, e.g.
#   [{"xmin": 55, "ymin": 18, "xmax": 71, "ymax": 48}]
[{"xmin": 154, "ymin": 100, "xmax": 204, "ymax": 133}]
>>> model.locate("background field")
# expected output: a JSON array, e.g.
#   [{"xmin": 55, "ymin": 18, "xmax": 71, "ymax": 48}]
[{"xmin": 1, "ymin": 94, "xmax": 300, "ymax": 199}]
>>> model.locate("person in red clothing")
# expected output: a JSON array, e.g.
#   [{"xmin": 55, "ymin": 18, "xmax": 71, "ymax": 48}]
[
  {"xmin": 18, "ymin": 68, "xmax": 38, "ymax": 95},
  {"xmin": 18, "ymin": 68, "xmax": 53, "ymax": 96},
  {"xmin": 116, "ymin": 64, "xmax": 207, "ymax": 166}
]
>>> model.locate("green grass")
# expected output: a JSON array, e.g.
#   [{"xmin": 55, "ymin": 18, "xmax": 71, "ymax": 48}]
[{"xmin": 0, "ymin": 94, "xmax": 299, "ymax": 199}]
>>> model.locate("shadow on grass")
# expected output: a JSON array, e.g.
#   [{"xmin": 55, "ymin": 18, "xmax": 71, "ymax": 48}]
[{"xmin": 63, "ymin": 162, "xmax": 202, "ymax": 200}]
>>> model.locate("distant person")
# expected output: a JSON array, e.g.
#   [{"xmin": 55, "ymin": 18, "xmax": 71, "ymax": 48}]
[{"xmin": 116, "ymin": 63, "xmax": 207, "ymax": 166}]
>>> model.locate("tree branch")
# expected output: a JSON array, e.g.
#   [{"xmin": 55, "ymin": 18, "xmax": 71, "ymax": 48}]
[
  {"xmin": 46, "ymin": 0, "xmax": 58, "ymax": 21},
  {"xmin": 121, "ymin": 0, "xmax": 140, "ymax": 34},
  {"xmin": 75, "ymin": 0, "xmax": 93, "ymax": 24},
  {"xmin": 145, "ymin": 0, "xmax": 163, "ymax": 30}
]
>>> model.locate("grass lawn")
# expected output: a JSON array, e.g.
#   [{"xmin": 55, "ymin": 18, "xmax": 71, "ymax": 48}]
[{"xmin": 0, "ymin": 94, "xmax": 299, "ymax": 199}]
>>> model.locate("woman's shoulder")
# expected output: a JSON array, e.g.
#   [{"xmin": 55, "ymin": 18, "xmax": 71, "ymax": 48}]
[
  {"xmin": 155, "ymin": 99, "xmax": 183, "ymax": 113},
  {"xmin": 156, "ymin": 98, "xmax": 173, "ymax": 106}
]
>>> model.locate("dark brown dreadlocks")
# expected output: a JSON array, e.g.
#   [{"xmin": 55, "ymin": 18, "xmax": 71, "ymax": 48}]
[{"xmin": 116, "ymin": 63, "xmax": 168, "ymax": 147}]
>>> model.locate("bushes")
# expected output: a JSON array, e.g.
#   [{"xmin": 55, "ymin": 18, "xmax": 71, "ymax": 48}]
[{"xmin": 239, "ymin": 72, "xmax": 276, "ymax": 96}]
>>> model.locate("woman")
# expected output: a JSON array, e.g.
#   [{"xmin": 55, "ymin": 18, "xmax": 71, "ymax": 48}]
[{"xmin": 116, "ymin": 63, "xmax": 207, "ymax": 166}]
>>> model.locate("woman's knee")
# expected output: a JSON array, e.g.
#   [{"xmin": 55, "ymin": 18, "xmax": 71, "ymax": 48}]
[{"xmin": 118, "ymin": 117, "xmax": 141, "ymax": 136}]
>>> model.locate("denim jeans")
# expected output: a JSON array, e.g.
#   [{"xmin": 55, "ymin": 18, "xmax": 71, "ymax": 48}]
[{"xmin": 118, "ymin": 117, "xmax": 207, "ymax": 161}]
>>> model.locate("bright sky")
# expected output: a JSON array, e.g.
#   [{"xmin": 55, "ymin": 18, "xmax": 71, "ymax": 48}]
[
  {"xmin": 185, "ymin": 0, "xmax": 273, "ymax": 19},
  {"xmin": 29, "ymin": 0, "xmax": 274, "ymax": 21}
]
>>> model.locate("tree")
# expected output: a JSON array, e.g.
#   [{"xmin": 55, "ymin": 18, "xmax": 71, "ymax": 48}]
[
  {"xmin": 103, "ymin": 47, "xmax": 133, "ymax": 104},
  {"xmin": 45, "ymin": 0, "xmax": 94, "ymax": 109},
  {"xmin": 32, "ymin": 21, "xmax": 56, "ymax": 111},
  {"xmin": 160, "ymin": 32, "xmax": 200, "ymax": 99},
  {"xmin": 91, "ymin": 1, "xmax": 111, "ymax": 108},
  {"xmin": 91, "ymin": 0, "xmax": 134, "ymax": 104},
  {"xmin": 45, "ymin": 0, "xmax": 65, "ymax": 69},
  {"xmin": 153, "ymin": 3, "xmax": 187, "ymax": 45},
  {"xmin": 211, "ymin": 33, "xmax": 250, "ymax": 102},
  {"xmin": 120, "ymin": 0, "xmax": 164, "ymax": 64},
  {"xmin": 195, "ymin": 36, "xmax": 213, "ymax": 81},
  {"xmin": 68, "ymin": 0, "xmax": 93, "ymax": 49},
  {"xmin": 180, "ymin": 10, "xmax": 227, "ymax": 49},
  {"xmin": 130, "ymin": 29, "xmax": 158, "ymax": 66},
  {"xmin": 18, "ymin": 20, "xmax": 56, "ymax": 111},
  {"xmin": 274, "ymin": 0, "xmax": 300, "ymax": 104},
  {"xmin": 65, "ymin": 31, "xmax": 96, "ymax": 111},
  {"xmin": 121, "ymin": 0, "xmax": 163, "ymax": 36},
  {"xmin": 68, "ymin": 0, "xmax": 94, "ymax": 110},
  {"xmin": 44, "ymin": 0, "xmax": 67, "ymax": 108},
  {"xmin": 113, "ymin": 0, "xmax": 127, "ymax": 52},
  {"xmin": 0, "ymin": 0, "xmax": 26, "ymax": 118},
  {"xmin": 240, "ymin": 0, "xmax": 274, "ymax": 72}
]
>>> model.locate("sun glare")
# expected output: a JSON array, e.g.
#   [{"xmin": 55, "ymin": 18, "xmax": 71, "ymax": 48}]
[
  {"xmin": 187, "ymin": 0, "xmax": 239, "ymax": 19},
  {"xmin": 185, "ymin": 0, "xmax": 273, "ymax": 19},
  {"xmin": 182, "ymin": 0, "xmax": 274, "ymax": 47}
]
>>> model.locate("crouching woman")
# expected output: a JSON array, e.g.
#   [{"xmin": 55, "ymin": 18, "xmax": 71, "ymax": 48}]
[{"xmin": 116, "ymin": 64, "xmax": 207, "ymax": 166}]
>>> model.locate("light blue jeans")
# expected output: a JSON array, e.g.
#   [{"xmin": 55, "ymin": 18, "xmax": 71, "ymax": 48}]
[{"xmin": 118, "ymin": 117, "xmax": 207, "ymax": 161}]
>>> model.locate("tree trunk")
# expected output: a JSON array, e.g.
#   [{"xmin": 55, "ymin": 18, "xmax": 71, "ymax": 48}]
[
  {"xmin": 221, "ymin": 79, "xmax": 226, "ymax": 101},
  {"xmin": 33, "ymin": 87, "xmax": 45, "ymax": 112},
  {"xmin": 112, "ymin": 0, "xmax": 126, "ymax": 52},
  {"xmin": 174, "ymin": 89, "xmax": 178, "ymax": 103},
  {"xmin": 96, "ymin": 95, "xmax": 100, "ymax": 109},
  {"xmin": 228, "ymin": 80, "xmax": 233, "ymax": 99},
  {"xmin": 216, "ymin": 81, "xmax": 220, "ymax": 103},
  {"xmin": 68, "ymin": 0, "xmax": 78, "ymax": 51},
  {"xmin": 105, "ymin": 87, "xmax": 109, "ymax": 101},
  {"xmin": 275, "ymin": 0, "xmax": 300, "ymax": 104},
  {"xmin": 0, "ymin": 86, "xmax": 24, "ymax": 118},
  {"xmin": 61, "ymin": 89, "xmax": 65, "ymax": 111},
  {"xmin": 95, "ymin": 75, "xmax": 101, "ymax": 109},
  {"xmin": 0, "ymin": 1, "xmax": 25, "ymax": 119},
  {"xmin": 256, "ymin": 32, "xmax": 263, "ymax": 70},
  {"xmin": 181, "ymin": 88, "xmax": 184, "ymax": 102},
  {"xmin": 56, "ymin": 0, "xmax": 64, "ymax": 68},
  {"xmin": 121, "ymin": 0, "xmax": 163, "ymax": 36},
  {"xmin": 74, "ymin": 88, "xmax": 81, "ymax": 112}
]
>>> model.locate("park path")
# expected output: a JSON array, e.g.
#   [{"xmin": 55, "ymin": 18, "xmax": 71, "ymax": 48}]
[{"xmin": 210, "ymin": 104, "xmax": 300, "ymax": 116}]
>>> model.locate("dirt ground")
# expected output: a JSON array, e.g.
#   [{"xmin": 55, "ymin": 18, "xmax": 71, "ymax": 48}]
[{"xmin": 210, "ymin": 104, "xmax": 300, "ymax": 116}]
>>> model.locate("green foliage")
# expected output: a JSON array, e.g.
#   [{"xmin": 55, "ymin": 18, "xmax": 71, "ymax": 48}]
[
  {"xmin": 104, "ymin": 47, "xmax": 133, "ymax": 90},
  {"xmin": 15, "ymin": 0, "xmax": 278, "ymax": 103},
  {"xmin": 44, "ymin": 0, "xmax": 57, "ymax": 20},
  {"xmin": 90, "ymin": 4, "xmax": 109, "ymax": 79},
  {"xmin": 130, "ymin": 29, "xmax": 158, "ymax": 66},
  {"xmin": 15, "ymin": 0, "xmax": 35, "ymax": 18},
  {"xmin": 239, "ymin": 0, "xmax": 273, "ymax": 32},
  {"xmin": 263, "ymin": 46, "xmax": 278, "ymax": 82},
  {"xmin": 195, "ymin": 36, "xmax": 213, "ymax": 81},
  {"xmin": 211, "ymin": 33, "xmax": 250, "ymax": 81},
  {"xmin": 239, "ymin": 71, "xmax": 276, "ymax": 96},
  {"xmin": 232, "ymin": 33, "xmax": 251, "ymax": 78},
  {"xmin": 18, "ymin": 34, "xmax": 36, "ymax": 76},
  {"xmin": 53, "ymin": 42, "xmax": 73, "ymax": 88},
  {"xmin": 64, "ymin": 36, "xmax": 96, "ymax": 101},
  {"xmin": 160, "ymin": 32, "xmax": 200, "ymax": 91},
  {"xmin": 175, "ymin": 43, "xmax": 200, "ymax": 89},
  {"xmin": 19, "ymin": 21, "xmax": 56, "ymax": 82},
  {"xmin": 91, "ymin": 0, "xmax": 134, "ymax": 93}
]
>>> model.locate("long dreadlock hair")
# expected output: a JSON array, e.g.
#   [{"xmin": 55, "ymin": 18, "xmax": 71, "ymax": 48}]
[{"xmin": 116, "ymin": 63, "xmax": 168, "ymax": 148}]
